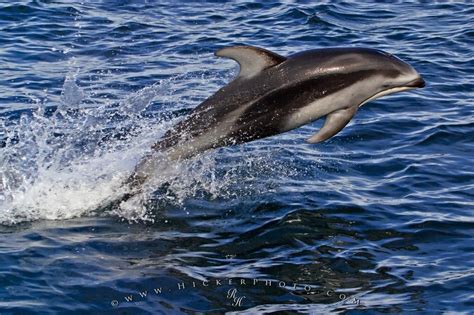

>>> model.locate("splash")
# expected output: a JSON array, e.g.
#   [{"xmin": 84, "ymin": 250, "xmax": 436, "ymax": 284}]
[
  {"xmin": 0, "ymin": 73, "xmax": 147, "ymax": 224},
  {"xmin": 0, "ymin": 71, "xmax": 285, "ymax": 225},
  {"xmin": 0, "ymin": 72, "xmax": 189, "ymax": 224}
]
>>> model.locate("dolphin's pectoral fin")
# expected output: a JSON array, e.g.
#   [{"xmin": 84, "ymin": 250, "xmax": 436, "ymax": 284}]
[
  {"xmin": 215, "ymin": 46, "xmax": 286, "ymax": 78},
  {"xmin": 306, "ymin": 105, "xmax": 358, "ymax": 144}
]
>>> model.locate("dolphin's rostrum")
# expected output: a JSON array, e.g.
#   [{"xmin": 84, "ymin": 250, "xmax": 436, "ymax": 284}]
[{"xmin": 129, "ymin": 45, "xmax": 425, "ymax": 188}]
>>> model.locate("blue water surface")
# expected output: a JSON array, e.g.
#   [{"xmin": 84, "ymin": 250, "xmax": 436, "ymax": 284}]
[{"xmin": 0, "ymin": 1, "xmax": 473, "ymax": 314}]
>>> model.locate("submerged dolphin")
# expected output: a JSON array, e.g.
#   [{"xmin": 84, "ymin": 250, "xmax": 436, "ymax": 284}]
[{"xmin": 128, "ymin": 45, "xmax": 424, "ymax": 188}]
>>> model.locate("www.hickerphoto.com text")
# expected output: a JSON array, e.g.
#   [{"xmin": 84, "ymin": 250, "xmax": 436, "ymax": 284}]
[{"xmin": 110, "ymin": 277, "xmax": 362, "ymax": 308}]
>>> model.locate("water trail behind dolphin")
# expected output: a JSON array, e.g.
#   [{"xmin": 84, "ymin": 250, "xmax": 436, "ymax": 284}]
[
  {"xmin": 0, "ymin": 72, "xmax": 212, "ymax": 224},
  {"xmin": 0, "ymin": 69, "xmax": 291, "ymax": 225},
  {"xmin": 0, "ymin": 73, "xmax": 159, "ymax": 224}
]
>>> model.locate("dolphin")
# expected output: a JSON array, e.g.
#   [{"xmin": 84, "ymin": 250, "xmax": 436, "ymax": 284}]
[{"xmin": 127, "ymin": 45, "xmax": 424, "ymax": 188}]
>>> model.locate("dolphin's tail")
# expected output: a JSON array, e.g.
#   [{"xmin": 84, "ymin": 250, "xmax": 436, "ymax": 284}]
[{"xmin": 114, "ymin": 131, "xmax": 201, "ymax": 208}]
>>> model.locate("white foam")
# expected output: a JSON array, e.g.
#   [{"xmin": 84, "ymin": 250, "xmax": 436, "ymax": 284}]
[
  {"xmin": 0, "ymin": 70, "xmax": 276, "ymax": 225},
  {"xmin": 0, "ymin": 74, "xmax": 174, "ymax": 225}
]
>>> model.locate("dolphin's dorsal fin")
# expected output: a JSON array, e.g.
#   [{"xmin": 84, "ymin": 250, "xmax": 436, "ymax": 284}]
[
  {"xmin": 215, "ymin": 46, "xmax": 286, "ymax": 78},
  {"xmin": 306, "ymin": 105, "xmax": 359, "ymax": 144}
]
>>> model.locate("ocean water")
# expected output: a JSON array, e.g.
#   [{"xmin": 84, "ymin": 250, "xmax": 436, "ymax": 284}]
[{"xmin": 0, "ymin": 1, "xmax": 473, "ymax": 314}]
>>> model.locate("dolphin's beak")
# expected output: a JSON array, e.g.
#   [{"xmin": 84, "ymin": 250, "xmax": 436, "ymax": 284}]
[{"xmin": 405, "ymin": 76, "xmax": 425, "ymax": 88}]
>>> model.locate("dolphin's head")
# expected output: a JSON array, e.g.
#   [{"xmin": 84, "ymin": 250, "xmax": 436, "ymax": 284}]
[
  {"xmin": 357, "ymin": 48, "xmax": 425, "ymax": 104},
  {"xmin": 296, "ymin": 47, "xmax": 425, "ymax": 106},
  {"xmin": 291, "ymin": 47, "xmax": 424, "ymax": 106},
  {"xmin": 287, "ymin": 48, "xmax": 425, "ymax": 144}
]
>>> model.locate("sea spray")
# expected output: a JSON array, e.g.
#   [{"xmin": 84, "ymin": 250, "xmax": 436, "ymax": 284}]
[
  {"xmin": 0, "ymin": 71, "xmax": 287, "ymax": 225},
  {"xmin": 0, "ymin": 73, "xmax": 174, "ymax": 224}
]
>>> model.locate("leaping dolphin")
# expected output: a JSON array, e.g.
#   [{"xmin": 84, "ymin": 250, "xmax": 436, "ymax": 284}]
[{"xmin": 128, "ymin": 46, "xmax": 424, "ymax": 188}]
